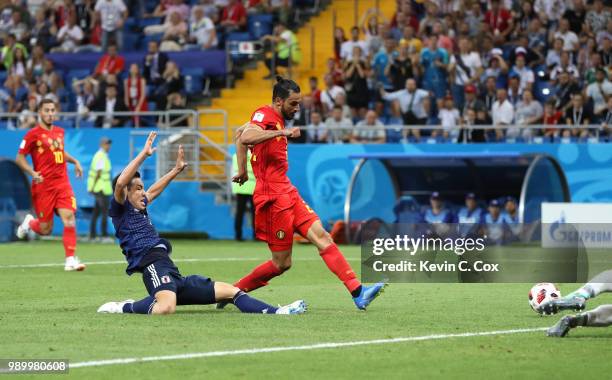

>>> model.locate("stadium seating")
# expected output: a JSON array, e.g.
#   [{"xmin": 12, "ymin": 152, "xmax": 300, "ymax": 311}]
[{"xmin": 248, "ymin": 14, "xmax": 274, "ymax": 40}]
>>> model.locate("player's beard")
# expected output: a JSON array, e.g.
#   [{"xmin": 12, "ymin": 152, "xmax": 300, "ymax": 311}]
[{"xmin": 280, "ymin": 108, "xmax": 294, "ymax": 120}]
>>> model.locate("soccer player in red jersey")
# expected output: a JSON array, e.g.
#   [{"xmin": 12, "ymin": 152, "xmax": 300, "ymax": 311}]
[
  {"xmin": 15, "ymin": 99, "xmax": 86, "ymax": 271},
  {"xmin": 229, "ymin": 76, "xmax": 386, "ymax": 310}
]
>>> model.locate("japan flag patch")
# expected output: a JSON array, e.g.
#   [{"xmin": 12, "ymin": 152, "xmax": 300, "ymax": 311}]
[{"xmin": 252, "ymin": 112, "xmax": 264, "ymax": 122}]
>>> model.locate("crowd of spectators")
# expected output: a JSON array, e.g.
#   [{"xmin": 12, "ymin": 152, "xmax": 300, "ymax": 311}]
[
  {"xmin": 291, "ymin": 0, "xmax": 611, "ymax": 143},
  {"xmin": 0, "ymin": 0, "xmax": 610, "ymax": 138},
  {"xmin": 0, "ymin": 0, "xmax": 301, "ymax": 128}
]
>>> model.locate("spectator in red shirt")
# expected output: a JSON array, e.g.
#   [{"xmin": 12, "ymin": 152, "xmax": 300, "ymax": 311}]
[
  {"xmin": 484, "ymin": 0, "xmax": 513, "ymax": 43},
  {"xmin": 325, "ymin": 57, "xmax": 344, "ymax": 86},
  {"xmin": 543, "ymin": 99, "xmax": 562, "ymax": 138},
  {"xmin": 94, "ymin": 44, "xmax": 125, "ymax": 79},
  {"xmin": 220, "ymin": 0, "xmax": 247, "ymax": 33},
  {"xmin": 308, "ymin": 76, "xmax": 322, "ymax": 113}
]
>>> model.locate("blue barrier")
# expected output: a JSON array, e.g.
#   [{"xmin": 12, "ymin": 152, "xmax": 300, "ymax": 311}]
[
  {"xmin": 1, "ymin": 128, "xmax": 611, "ymax": 238},
  {"xmin": 48, "ymin": 50, "xmax": 227, "ymax": 76},
  {"xmin": 0, "ymin": 197, "xmax": 16, "ymax": 242}
]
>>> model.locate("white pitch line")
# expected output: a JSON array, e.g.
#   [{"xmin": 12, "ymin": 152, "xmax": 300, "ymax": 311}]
[
  {"xmin": 70, "ymin": 327, "xmax": 547, "ymax": 369},
  {"xmin": 0, "ymin": 257, "xmax": 359, "ymax": 269}
]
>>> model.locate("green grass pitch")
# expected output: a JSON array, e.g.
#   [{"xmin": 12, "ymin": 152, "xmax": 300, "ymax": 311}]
[{"xmin": 0, "ymin": 240, "xmax": 610, "ymax": 379}]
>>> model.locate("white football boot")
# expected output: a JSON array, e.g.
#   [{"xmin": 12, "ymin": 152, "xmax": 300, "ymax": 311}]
[
  {"xmin": 97, "ymin": 299, "xmax": 135, "ymax": 314},
  {"xmin": 16, "ymin": 214, "xmax": 34, "ymax": 239},
  {"xmin": 64, "ymin": 256, "xmax": 86, "ymax": 271},
  {"xmin": 275, "ymin": 300, "xmax": 307, "ymax": 315}
]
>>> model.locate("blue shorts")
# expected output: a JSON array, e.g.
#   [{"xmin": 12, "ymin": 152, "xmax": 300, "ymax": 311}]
[{"xmin": 141, "ymin": 256, "xmax": 216, "ymax": 305}]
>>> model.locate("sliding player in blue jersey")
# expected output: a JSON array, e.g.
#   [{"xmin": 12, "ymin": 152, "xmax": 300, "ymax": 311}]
[{"xmin": 97, "ymin": 131, "xmax": 306, "ymax": 315}]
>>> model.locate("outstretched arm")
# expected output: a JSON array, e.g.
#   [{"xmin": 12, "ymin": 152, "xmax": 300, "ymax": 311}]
[
  {"xmin": 233, "ymin": 123, "xmax": 249, "ymax": 185},
  {"xmin": 146, "ymin": 144, "xmax": 188, "ymax": 203},
  {"xmin": 114, "ymin": 131, "xmax": 157, "ymax": 203},
  {"xmin": 64, "ymin": 151, "xmax": 83, "ymax": 178},
  {"xmin": 238, "ymin": 123, "xmax": 300, "ymax": 146}
]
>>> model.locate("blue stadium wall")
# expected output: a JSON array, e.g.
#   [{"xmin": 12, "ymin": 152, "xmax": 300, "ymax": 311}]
[{"xmin": 1, "ymin": 129, "xmax": 611, "ymax": 238}]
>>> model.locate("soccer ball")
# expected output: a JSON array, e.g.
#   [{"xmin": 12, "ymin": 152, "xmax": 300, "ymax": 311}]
[{"xmin": 528, "ymin": 283, "xmax": 561, "ymax": 313}]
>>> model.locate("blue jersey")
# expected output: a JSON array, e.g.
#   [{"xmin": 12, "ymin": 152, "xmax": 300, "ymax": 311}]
[
  {"xmin": 483, "ymin": 213, "xmax": 505, "ymax": 243},
  {"xmin": 424, "ymin": 208, "xmax": 454, "ymax": 224},
  {"xmin": 457, "ymin": 207, "xmax": 483, "ymax": 237},
  {"xmin": 502, "ymin": 212, "xmax": 518, "ymax": 224},
  {"xmin": 420, "ymin": 47, "xmax": 449, "ymax": 98},
  {"xmin": 502, "ymin": 211, "xmax": 521, "ymax": 237},
  {"xmin": 109, "ymin": 197, "xmax": 164, "ymax": 275},
  {"xmin": 457, "ymin": 207, "xmax": 483, "ymax": 224}
]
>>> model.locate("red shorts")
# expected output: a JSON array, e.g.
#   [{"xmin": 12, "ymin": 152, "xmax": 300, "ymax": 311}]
[
  {"xmin": 254, "ymin": 189, "xmax": 319, "ymax": 252},
  {"xmin": 31, "ymin": 181, "xmax": 76, "ymax": 222}
]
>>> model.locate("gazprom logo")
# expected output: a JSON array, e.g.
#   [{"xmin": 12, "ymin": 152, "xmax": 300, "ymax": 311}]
[
  {"xmin": 549, "ymin": 212, "xmax": 566, "ymax": 242},
  {"xmin": 550, "ymin": 212, "xmax": 612, "ymax": 243}
]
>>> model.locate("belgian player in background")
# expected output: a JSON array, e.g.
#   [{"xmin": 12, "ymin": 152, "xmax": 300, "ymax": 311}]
[
  {"xmin": 98, "ymin": 131, "xmax": 306, "ymax": 315},
  {"xmin": 15, "ymin": 99, "xmax": 86, "ymax": 272},
  {"xmin": 229, "ymin": 76, "xmax": 386, "ymax": 310}
]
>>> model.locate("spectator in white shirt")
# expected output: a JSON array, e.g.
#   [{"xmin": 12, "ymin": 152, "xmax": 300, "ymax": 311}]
[
  {"xmin": 334, "ymin": 92, "xmax": 353, "ymax": 121},
  {"xmin": 380, "ymin": 78, "xmax": 430, "ymax": 141},
  {"xmin": 586, "ymin": 0, "xmax": 610, "ymax": 34},
  {"xmin": 340, "ymin": 26, "xmax": 367, "ymax": 61},
  {"xmin": 306, "ymin": 111, "xmax": 328, "ymax": 143},
  {"xmin": 436, "ymin": 95, "xmax": 461, "ymax": 141},
  {"xmin": 553, "ymin": 18, "xmax": 579, "ymax": 52},
  {"xmin": 351, "ymin": 110, "xmax": 386, "ymax": 143},
  {"xmin": 492, "ymin": 88, "xmax": 514, "ymax": 140},
  {"xmin": 53, "ymin": 13, "xmax": 84, "ymax": 52},
  {"xmin": 320, "ymin": 73, "xmax": 346, "ymax": 116},
  {"xmin": 325, "ymin": 105, "xmax": 353, "ymax": 143},
  {"xmin": 534, "ymin": 0, "xmax": 566, "ymax": 24},
  {"xmin": 510, "ymin": 51, "xmax": 534, "ymax": 93},
  {"xmin": 186, "ymin": 6, "xmax": 217, "ymax": 50},
  {"xmin": 545, "ymin": 38, "xmax": 564, "ymax": 68},
  {"xmin": 512, "ymin": 90, "xmax": 543, "ymax": 138},
  {"xmin": 448, "ymin": 36, "xmax": 482, "ymax": 110},
  {"xmin": 550, "ymin": 51, "xmax": 579, "ymax": 80},
  {"xmin": 586, "ymin": 68, "xmax": 612, "ymax": 122},
  {"xmin": 95, "ymin": 0, "xmax": 128, "ymax": 52}
]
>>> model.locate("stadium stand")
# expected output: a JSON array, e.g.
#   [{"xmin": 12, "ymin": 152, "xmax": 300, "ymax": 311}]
[{"xmin": 1, "ymin": 0, "xmax": 607, "ymax": 141}]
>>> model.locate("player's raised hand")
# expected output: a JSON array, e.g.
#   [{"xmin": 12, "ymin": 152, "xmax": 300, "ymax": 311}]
[
  {"xmin": 32, "ymin": 171, "xmax": 43, "ymax": 184},
  {"xmin": 232, "ymin": 171, "xmax": 248, "ymax": 185},
  {"xmin": 143, "ymin": 131, "xmax": 157, "ymax": 156},
  {"xmin": 283, "ymin": 127, "xmax": 301, "ymax": 139},
  {"xmin": 175, "ymin": 144, "xmax": 188, "ymax": 172}
]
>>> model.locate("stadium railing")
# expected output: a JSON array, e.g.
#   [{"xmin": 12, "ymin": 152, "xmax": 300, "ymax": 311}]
[
  {"xmin": 227, "ymin": 124, "xmax": 610, "ymax": 144},
  {"xmin": 0, "ymin": 109, "xmax": 233, "ymax": 200}
]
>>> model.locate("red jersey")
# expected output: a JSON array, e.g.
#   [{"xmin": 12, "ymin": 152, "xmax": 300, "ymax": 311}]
[
  {"xmin": 94, "ymin": 54, "xmax": 125, "ymax": 76},
  {"xmin": 18, "ymin": 125, "xmax": 69, "ymax": 186},
  {"xmin": 484, "ymin": 9, "xmax": 511, "ymax": 33},
  {"xmin": 249, "ymin": 105, "xmax": 295, "ymax": 195}
]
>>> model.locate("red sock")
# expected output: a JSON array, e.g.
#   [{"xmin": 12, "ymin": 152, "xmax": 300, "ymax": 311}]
[
  {"xmin": 319, "ymin": 244, "xmax": 361, "ymax": 293},
  {"xmin": 29, "ymin": 218, "xmax": 42, "ymax": 235},
  {"xmin": 234, "ymin": 260, "xmax": 283, "ymax": 292},
  {"xmin": 63, "ymin": 226, "xmax": 77, "ymax": 258}
]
